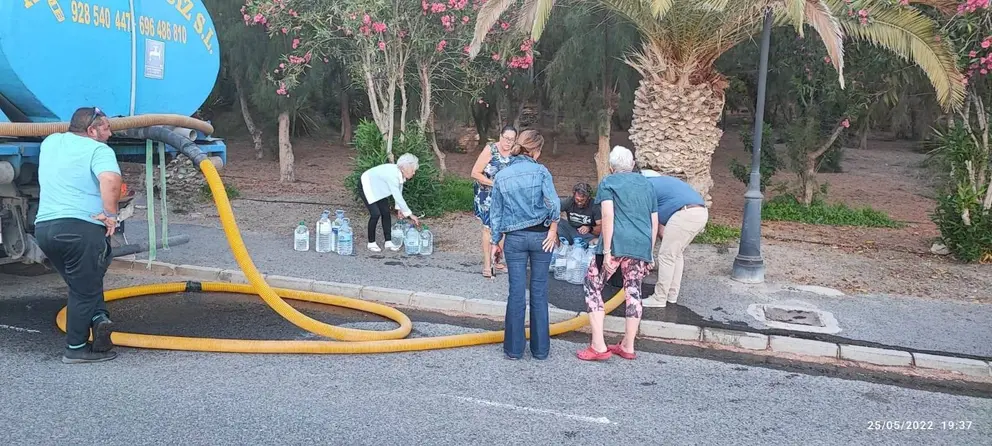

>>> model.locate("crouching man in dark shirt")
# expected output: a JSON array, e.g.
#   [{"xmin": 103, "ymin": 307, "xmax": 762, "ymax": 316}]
[{"xmin": 557, "ymin": 182, "xmax": 601, "ymax": 246}]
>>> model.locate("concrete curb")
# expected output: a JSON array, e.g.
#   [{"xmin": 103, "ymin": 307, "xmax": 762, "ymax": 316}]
[{"xmin": 110, "ymin": 258, "xmax": 992, "ymax": 381}]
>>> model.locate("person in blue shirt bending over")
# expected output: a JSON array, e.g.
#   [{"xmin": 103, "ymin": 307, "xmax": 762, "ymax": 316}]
[
  {"xmin": 489, "ymin": 129, "xmax": 560, "ymax": 360},
  {"xmin": 34, "ymin": 106, "xmax": 123, "ymax": 364},
  {"xmin": 639, "ymin": 168, "xmax": 709, "ymax": 308}
]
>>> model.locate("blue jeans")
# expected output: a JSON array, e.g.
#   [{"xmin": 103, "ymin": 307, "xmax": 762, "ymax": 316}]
[
  {"xmin": 503, "ymin": 230, "xmax": 553, "ymax": 359},
  {"xmin": 557, "ymin": 220, "xmax": 595, "ymax": 245}
]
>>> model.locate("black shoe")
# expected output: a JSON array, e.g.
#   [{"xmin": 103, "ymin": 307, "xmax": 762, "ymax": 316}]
[
  {"xmin": 62, "ymin": 346, "xmax": 117, "ymax": 364},
  {"xmin": 91, "ymin": 315, "xmax": 114, "ymax": 353}
]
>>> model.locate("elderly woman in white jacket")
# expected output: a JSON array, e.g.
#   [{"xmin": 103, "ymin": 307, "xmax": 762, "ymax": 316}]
[{"xmin": 358, "ymin": 153, "xmax": 421, "ymax": 252}]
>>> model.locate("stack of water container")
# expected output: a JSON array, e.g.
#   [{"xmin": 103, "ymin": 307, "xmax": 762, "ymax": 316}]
[
  {"xmin": 396, "ymin": 220, "xmax": 433, "ymax": 256},
  {"xmin": 294, "ymin": 211, "xmax": 432, "ymax": 256},
  {"xmin": 294, "ymin": 209, "xmax": 353, "ymax": 255},
  {"xmin": 549, "ymin": 237, "xmax": 596, "ymax": 284}
]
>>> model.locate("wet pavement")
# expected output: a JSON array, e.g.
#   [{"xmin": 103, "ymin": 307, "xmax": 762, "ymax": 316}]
[
  {"xmin": 2, "ymin": 271, "xmax": 990, "ymax": 445},
  {"xmin": 117, "ymin": 220, "xmax": 992, "ymax": 359}
]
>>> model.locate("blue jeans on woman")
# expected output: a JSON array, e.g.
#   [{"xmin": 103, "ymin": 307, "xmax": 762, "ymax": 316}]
[{"xmin": 503, "ymin": 230, "xmax": 553, "ymax": 359}]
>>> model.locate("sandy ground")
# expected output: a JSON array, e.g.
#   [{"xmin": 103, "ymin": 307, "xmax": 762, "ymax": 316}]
[{"xmin": 120, "ymin": 120, "xmax": 990, "ymax": 302}]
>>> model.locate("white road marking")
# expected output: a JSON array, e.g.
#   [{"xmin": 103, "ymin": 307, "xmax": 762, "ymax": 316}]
[
  {"xmin": 0, "ymin": 324, "xmax": 41, "ymax": 334},
  {"xmin": 441, "ymin": 394, "xmax": 616, "ymax": 425}
]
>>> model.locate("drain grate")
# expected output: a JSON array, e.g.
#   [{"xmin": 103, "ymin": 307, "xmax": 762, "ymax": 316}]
[{"xmin": 763, "ymin": 307, "xmax": 825, "ymax": 327}]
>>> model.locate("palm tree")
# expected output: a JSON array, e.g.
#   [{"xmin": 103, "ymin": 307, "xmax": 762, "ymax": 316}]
[{"xmin": 469, "ymin": 0, "xmax": 966, "ymax": 204}]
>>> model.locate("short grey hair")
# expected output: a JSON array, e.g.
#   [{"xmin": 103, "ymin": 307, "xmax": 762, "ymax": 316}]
[
  {"xmin": 609, "ymin": 145, "xmax": 635, "ymax": 172},
  {"xmin": 396, "ymin": 153, "xmax": 419, "ymax": 171}
]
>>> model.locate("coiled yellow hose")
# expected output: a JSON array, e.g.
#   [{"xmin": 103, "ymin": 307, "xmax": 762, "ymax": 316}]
[{"xmin": 54, "ymin": 158, "xmax": 623, "ymax": 353}]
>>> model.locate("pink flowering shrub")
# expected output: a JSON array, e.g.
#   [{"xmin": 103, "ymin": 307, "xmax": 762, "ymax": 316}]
[
  {"xmin": 242, "ymin": 0, "xmax": 535, "ymax": 100},
  {"xmin": 948, "ymin": 1, "xmax": 992, "ymax": 84}
]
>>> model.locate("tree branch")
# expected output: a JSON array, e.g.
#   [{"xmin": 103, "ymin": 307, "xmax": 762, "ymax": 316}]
[{"xmin": 809, "ymin": 120, "xmax": 847, "ymax": 162}]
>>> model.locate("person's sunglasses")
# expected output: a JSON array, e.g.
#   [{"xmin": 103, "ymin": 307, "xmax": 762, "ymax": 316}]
[{"xmin": 87, "ymin": 107, "xmax": 106, "ymax": 128}]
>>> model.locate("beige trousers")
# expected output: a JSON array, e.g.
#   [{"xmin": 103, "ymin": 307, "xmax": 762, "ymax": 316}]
[{"xmin": 651, "ymin": 206, "xmax": 709, "ymax": 302}]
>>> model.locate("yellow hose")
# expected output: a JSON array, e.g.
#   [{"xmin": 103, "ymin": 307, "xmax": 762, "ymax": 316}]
[{"xmin": 52, "ymin": 158, "xmax": 621, "ymax": 354}]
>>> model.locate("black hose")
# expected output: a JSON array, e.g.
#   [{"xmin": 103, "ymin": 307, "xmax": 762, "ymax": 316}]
[
  {"xmin": 112, "ymin": 234, "xmax": 191, "ymax": 257},
  {"xmin": 113, "ymin": 125, "xmax": 208, "ymax": 167}
]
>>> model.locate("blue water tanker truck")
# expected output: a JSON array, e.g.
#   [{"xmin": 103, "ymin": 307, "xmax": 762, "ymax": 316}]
[{"xmin": 0, "ymin": 0, "xmax": 227, "ymax": 266}]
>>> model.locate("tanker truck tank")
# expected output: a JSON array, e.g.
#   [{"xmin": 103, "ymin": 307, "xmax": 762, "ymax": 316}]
[
  {"xmin": 0, "ymin": 0, "xmax": 226, "ymax": 267},
  {"xmin": 0, "ymin": 0, "xmax": 220, "ymax": 122}
]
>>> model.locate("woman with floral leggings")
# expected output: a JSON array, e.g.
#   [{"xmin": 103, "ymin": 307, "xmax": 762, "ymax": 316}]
[{"xmin": 578, "ymin": 146, "xmax": 658, "ymax": 361}]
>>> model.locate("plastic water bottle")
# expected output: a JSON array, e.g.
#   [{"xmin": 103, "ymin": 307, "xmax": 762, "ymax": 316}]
[
  {"xmin": 315, "ymin": 210, "xmax": 332, "ymax": 253},
  {"xmin": 404, "ymin": 225, "xmax": 421, "ymax": 255},
  {"xmin": 337, "ymin": 218, "xmax": 354, "ymax": 255},
  {"xmin": 419, "ymin": 225, "xmax": 433, "ymax": 255},
  {"xmin": 580, "ymin": 243, "xmax": 596, "ymax": 279},
  {"xmin": 330, "ymin": 209, "xmax": 345, "ymax": 253},
  {"xmin": 390, "ymin": 220, "xmax": 406, "ymax": 248},
  {"xmin": 553, "ymin": 237, "xmax": 569, "ymax": 280},
  {"xmin": 549, "ymin": 236, "xmax": 565, "ymax": 273},
  {"xmin": 549, "ymin": 243, "xmax": 559, "ymax": 272},
  {"xmin": 294, "ymin": 221, "xmax": 309, "ymax": 252},
  {"xmin": 566, "ymin": 237, "xmax": 586, "ymax": 284}
]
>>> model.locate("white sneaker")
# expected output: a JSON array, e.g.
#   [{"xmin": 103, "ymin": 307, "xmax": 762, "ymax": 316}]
[
  {"xmin": 366, "ymin": 242, "xmax": 382, "ymax": 252},
  {"xmin": 641, "ymin": 295, "xmax": 668, "ymax": 308},
  {"xmin": 384, "ymin": 241, "xmax": 400, "ymax": 251}
]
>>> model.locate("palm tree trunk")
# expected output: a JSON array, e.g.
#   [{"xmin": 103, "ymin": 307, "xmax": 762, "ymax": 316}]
[
  {"xmin": 629, "ymin": 77, "xmax": 726, "ymax": 206},
  {"xmin": 278, "ymin": 111, "xmax": 295, "ymax": 183}
]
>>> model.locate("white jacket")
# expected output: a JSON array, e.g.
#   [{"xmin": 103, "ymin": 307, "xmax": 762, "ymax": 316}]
[{"xmin": 360, "ymin": 163, "xmax": 412, "ymax": 217}]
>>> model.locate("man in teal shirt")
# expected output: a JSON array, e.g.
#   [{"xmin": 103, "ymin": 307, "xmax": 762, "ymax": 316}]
[{"xmin": 34, "ymin": 106, "xmax": 123, "ymax": 364}]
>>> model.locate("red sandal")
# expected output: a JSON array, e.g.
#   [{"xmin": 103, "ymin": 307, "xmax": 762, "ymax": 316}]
[
  {"xmin": 607, "ymin": 343, "xmax": 637, "ymax": 360},
  {"xmin": 576, "ymin": 346, "xmax": 612, "ymax": 361}
]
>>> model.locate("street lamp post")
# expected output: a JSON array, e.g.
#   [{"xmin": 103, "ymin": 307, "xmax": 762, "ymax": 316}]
[{"xmin": 732, "ymin": 7, "xmax": 773, "ymax": 284}]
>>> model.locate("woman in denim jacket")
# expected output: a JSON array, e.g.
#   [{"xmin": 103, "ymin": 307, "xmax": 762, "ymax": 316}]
[{"xmin": 489, "ymin": 129, "xmax": 561, "ymax": 360}]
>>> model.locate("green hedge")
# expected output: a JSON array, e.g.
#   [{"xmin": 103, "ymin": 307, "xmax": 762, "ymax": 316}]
[{"xmin": 344, "ymin": 120, "xmax": 473, "ymax": 218}]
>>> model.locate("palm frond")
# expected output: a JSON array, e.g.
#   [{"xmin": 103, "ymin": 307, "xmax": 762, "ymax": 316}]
[
  {"xmin": 784, "ymin": 0, "xmax": 808, "ymax": 36},
  {"xmin": 803, "ymin": 0, "xmax": 846, "ymax": 88},
  {"xmin": 516, "ymin": 0, "xmax": 557, "ymax": 41},
  {"xmin": 467, "ymin": 0, "xmax": 516, "ymax": 59},
  {"xmin": 694, "ymin": 0, "xmax": 732, "ymax": 12},
  {"xmin": 907, "ymin": 1, "xmax": 960, "ymax": 16},
  {"xmin": 832, "ymin": 3, "xmax": 965, "ymax": 110},
  {"xmin": 600, "ymin": 0, "xmax": 658, "ymax": 34},
  {"xmin": 649, "ymin": 0, "xmax": 674, "ymax": 18}
]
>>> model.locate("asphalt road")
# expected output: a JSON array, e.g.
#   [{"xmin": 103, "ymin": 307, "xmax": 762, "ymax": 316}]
[
  {"xmin": 116, "ymin": 220, "xmax": 992, "ymax": 358},
  {"xmin": 1, "ymin": 272, "xmax": 989, "ymax": 445}
]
